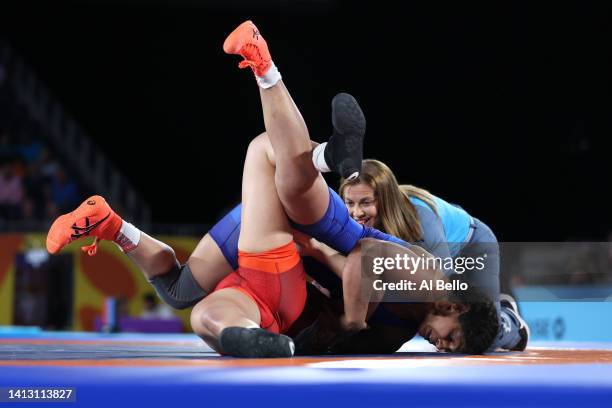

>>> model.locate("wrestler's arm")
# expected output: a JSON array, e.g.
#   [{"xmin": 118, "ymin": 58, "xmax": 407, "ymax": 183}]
[
  {"xmin": 310, "ymin": 242, "xmax": 346, "ymax": 279},
  {"xmin": 342, "ymin": 238, "xmax": 448, "ymax": 330},
  {"xmin": 293, "ymin": 231, "xmax": 346, "ymax": 278},
  {"xmin": 329, "ymin": 324, "xmax": 413, "ymax": 355}
]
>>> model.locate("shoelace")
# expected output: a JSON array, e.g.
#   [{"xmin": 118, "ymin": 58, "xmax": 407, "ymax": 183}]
[
  {"xmin": 81, "ymin": 237, "xmax": 100, "ymax": 256},
  {"xmin": 238, "ymin": 44, "xmax": 269, "ymax": 74}
]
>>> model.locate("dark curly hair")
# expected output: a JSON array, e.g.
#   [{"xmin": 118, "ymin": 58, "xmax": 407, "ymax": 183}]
[{"xmin": 448, "ymin": 279, "xmax": 499, "ymax": 354}]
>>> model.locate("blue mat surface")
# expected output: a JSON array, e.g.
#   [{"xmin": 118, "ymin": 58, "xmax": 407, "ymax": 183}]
[{"xmin": 0, "ymin": 331, "xmax": 610, "ymax": 407}]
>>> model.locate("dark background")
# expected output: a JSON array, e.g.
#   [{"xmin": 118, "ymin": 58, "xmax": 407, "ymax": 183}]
[{"xmin": 1, "ymin": 0, "xmax": 610, "ymax": 241}]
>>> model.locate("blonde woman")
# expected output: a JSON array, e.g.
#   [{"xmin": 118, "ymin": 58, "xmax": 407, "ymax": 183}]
[{"xmin": 332, "ymin": 159, "xmax": 528, "ymax": 351}]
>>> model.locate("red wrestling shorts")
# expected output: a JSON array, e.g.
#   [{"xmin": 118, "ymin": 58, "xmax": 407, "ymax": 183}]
[{"xmin": 214, "ymin": 241, "xmax": 307, "ymax": 334}]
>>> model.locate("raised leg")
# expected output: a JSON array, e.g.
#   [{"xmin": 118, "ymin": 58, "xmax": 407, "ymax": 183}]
[{"xmin": 190, "ymin": 135, "xmax": 302, "ymax": 357}]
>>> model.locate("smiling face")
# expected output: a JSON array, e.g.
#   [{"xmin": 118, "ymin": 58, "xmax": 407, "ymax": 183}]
[
  {"xmin": 418, "ymin": 302, "xmax": 468, "ymax": 352},
  {"xmin": 343, "ymin": 182, "xmax": 378, "ymax": 227}
]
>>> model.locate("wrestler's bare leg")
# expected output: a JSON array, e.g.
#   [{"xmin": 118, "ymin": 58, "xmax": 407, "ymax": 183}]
[
  {"xmin": 259, "ymin": 82, "xmax": 330, "ymax": 225},
  {"xmin": 190, "ymin": 136, "xmax": 295, "ymax": 354}
]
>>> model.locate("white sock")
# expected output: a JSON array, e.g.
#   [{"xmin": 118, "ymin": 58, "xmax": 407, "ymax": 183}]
[
  {"xmin": 312, "ymin": 142, "xmax": 331, "ymax": 173},
  {"xmin": 114, "ymin": 220, "xmax": 141, "ymax": 253},
  {"xmin": 256, "ymin": 62, "xmax": 282, "ymax": 89}
]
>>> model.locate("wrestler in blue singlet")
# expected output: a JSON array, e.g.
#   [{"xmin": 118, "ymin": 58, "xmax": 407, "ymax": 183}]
[
  {"xmin": 209, "ymin": 187, "xmax": 406, "ymax": 267},
  {"xmin": 401, "ymin": 193, "xmax": 519, "ymax": 350}
]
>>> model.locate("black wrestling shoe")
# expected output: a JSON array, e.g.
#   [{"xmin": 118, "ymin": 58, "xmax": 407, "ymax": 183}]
[
  {"xmin": 219, "ymin": 327, "xmax": 295, "ymax": 358},
  {"xmin": 324, "ymin": 92, "xmax": 366, "ymax": 180},
  {"xmin": 500, "ymin": 294, "xmax": 530, "ymax": 351}
]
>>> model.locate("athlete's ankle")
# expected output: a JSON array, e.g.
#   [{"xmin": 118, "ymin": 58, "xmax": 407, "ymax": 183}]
[
  {"xmin": 113, "ymin": 220, "xmax": 141, "ymax": 253},
  {"xmin": 256, "ymin": 62, "xmax": 281, "ymax": 89},
  {"xmin": 312, "ymin": 142, "xmax": 331, "ymax": 173}
]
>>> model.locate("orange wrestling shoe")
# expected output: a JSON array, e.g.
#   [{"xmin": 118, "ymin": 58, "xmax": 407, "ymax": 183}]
[
  {"xmin": 223, "ymin": 20, "xmax": 272, "ymax": 77},
  {"xmin": 46, "ymin": 195, "xmax": 122, "ymax": 256}
]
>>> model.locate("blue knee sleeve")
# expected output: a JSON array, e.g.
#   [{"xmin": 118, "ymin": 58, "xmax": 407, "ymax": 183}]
[
  {"xmin": 292, "ymin": 188, "xmax": 407, "ymax": 254},
  {"xmin": 208, "ymin": 204, "xmax": 241, "ymax": 270}
]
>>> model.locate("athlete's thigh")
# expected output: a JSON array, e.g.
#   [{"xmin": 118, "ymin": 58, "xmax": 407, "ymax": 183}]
[
  {"xmin": 190, "ymin": 287, "xmax": 262, "ymax": 333},
  {"xmin": 239, "ymin": 135, "xmax": 293, "ymax": 252},
  {"xmin": 187, "ymin": 234, "xmax": 234, "ymax": 293},
  {"xmin": 190, "ymin": 287, "xmax": 262, "ymax": 352},
  {"xmin": 253, "ymin": 132, "xmax": 329, "ymax": 229}
]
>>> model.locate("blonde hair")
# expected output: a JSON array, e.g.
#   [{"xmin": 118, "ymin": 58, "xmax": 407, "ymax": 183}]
[{"xmin": 339, "ymin": 159, "xmax": 437, "ymax": 242}]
